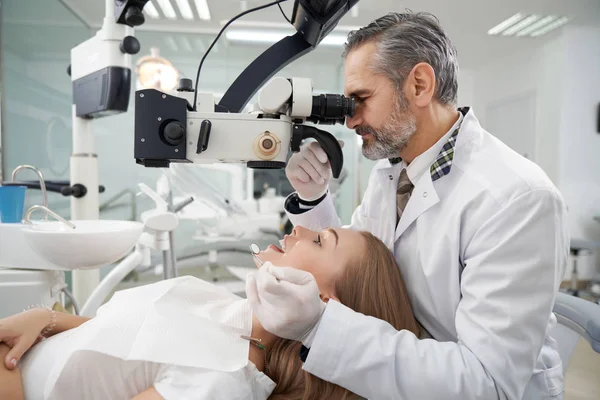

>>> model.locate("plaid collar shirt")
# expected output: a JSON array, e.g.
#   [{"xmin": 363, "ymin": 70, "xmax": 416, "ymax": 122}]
[
  {"xmin": 390, "ymin": 107, "xmax": 468, "ymax": 182},
  {"xmin": 430, "ymin": 124, "xmax": 460, "ymax": 182}
]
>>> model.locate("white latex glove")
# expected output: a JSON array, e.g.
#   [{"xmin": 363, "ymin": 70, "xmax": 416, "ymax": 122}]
[
  {"xmin": 286, "ymin": 140, "xmax": 344, "ymax": 201},
  {"xmin": 246, "ymin": 262, "xmax": 326, "ymax": 344}
]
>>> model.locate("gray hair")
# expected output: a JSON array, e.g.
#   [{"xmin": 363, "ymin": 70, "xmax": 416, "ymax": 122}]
[{"xmin": 343, "ymin": 11, "xmax": 459, "ymax": 106}]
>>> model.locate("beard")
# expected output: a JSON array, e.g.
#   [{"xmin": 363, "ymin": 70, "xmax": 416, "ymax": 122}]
[{"xmin": 356, "ymin": 95, "xmax": 417, "ymax": 160}]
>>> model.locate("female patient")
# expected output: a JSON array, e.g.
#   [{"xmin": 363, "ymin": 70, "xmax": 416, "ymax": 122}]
[{"xmin": 0, "ymin": 227, "xmax": 418, "ymax": 400}]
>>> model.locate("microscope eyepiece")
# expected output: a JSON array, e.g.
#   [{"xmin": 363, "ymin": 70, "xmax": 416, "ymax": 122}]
[
  {"xmin": 115, "ymin": 0, "xmax": 150, "ymax": 27},
  {"xmin": 125, "ymin": 6, "xmax": 145, "ymax": 27},
  {"xmin": 308, "ymin": 94, "xmax": 355, "ymax": 125}
]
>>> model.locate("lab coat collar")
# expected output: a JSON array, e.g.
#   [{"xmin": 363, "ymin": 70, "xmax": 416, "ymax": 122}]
[
  {"xmin": 453, "ymin": 107, "xmax": 481, "ymax": 152},
  {"xmin": 405, "ymin": 110, "xmax": 464, "ymax": 184}
]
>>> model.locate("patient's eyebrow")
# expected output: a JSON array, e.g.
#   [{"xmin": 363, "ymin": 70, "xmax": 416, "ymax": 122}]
[{"xmin": 326, "ymin": 228, "xmax": 339, "ymax": 247}]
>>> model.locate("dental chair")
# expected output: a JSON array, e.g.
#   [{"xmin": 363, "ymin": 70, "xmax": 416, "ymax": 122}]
[{"xmin": 551, "ymin": 292, "xmax": 600, "ymax": 370}]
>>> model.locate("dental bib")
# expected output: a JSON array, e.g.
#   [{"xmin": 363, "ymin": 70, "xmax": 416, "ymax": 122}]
[{"xmin": 42, "ymin": 276, "xmax": 252, "ymax": 395}]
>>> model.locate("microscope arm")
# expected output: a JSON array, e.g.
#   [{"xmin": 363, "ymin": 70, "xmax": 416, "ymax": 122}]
[
  {"xmin": 217, "ymin": 32, "xmax": 312, "ymax": 113},
  {"xmin": 218, "ymin": 0, "xmax": 359, "ymax": 113}
]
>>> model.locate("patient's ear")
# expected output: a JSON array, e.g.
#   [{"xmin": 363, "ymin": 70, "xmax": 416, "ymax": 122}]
[{"xmin": 319, "ymin": 293, "xmax": 340, "ymax": 303}]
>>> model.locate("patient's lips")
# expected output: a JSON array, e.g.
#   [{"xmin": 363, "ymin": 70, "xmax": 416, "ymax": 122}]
[{"xmin": 268, "ymin": 244, "xmax": 285, "ymax": 254}]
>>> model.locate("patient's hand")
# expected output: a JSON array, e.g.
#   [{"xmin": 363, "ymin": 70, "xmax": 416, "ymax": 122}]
[
  {"xmin": 0, "ymin": 344, "xmax": 24, "ymax": 400},
  {"xmin": 0, "ymin": 309, "xmax": 52, "ymax": 370}
]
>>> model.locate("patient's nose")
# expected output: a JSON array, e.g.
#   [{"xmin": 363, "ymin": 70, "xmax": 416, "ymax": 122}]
[{"xmin": 292, "ymin": 226, "xmax": 312, "ymax": 238}]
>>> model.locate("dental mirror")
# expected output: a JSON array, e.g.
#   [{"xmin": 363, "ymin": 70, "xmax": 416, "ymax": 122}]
[{"xmin": 249, "ymin": 243, "xmax": 264, "ymax": 266}]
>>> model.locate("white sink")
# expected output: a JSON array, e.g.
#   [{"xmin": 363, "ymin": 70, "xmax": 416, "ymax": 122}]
[{"xmin": 23, "ymin": 220, "xmax": 144, "ymax": 270}]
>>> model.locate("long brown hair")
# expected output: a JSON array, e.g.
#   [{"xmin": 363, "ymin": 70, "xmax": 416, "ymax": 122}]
[{"xmin": 266, "ymin": 231, "xmax": 419, "ymax": 400}]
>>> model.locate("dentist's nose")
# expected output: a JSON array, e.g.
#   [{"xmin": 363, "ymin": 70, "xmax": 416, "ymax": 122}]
[{"xmin": 346, "ymin": 110, "xmax": 362, "ymax": 130}]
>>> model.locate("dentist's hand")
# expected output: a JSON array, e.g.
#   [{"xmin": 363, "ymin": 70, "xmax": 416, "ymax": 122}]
[
  {"xmin": 246, "ymin": 262, "xmax": 326, "ymax": 344},
  {"xmin": 286, "ymin": 141, "xmax": 343, "ymax": 201}
]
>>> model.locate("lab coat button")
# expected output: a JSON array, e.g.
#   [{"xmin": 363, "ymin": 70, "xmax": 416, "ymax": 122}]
[{"xmin": 423, "ymin": 192, "xmax": 428, "ymax": 198}]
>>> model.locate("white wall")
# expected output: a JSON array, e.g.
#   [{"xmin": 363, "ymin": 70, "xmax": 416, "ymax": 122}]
[
  {"xmin": 473, "ymin": 35, "xmax": 565, "ymax": 185},
  {"xmin": 473, "ymin": 27, "xmax": 600, "ymax": 281},
  {"xmin": 558, "ymin": 26, "xmax": 600, "ymax": 263},
  {"xmin": 458, "ymin": 68, "xmax": 475, "ymax": 108}
]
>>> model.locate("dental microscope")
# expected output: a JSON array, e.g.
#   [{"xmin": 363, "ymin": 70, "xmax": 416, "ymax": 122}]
[{"xmin": 134, "ymin": 0, "xmax": 359, "ymax": 177}]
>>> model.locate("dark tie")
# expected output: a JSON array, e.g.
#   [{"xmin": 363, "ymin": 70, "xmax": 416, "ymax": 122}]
[{"xmin": 396, "ymin": 168, "xmax": 414, "ymax": 223}]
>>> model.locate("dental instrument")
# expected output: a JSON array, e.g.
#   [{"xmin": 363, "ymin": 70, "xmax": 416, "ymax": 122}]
[{"xmin": 250, "ymin": 244, "xmax": 264, "ymax": 266}]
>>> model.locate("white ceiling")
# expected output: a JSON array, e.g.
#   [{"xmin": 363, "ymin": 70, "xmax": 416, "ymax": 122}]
[
  {"xmin": 3, "ymin": 0, "xmax": 600, "ymax": 70},
  {"xmin": 54, "ymin": 0, "xmax": 600, "ymax": 69}
]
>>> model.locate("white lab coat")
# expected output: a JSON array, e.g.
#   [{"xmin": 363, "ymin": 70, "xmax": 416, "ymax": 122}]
[{"xmin": 286, "ymin": 109, "xmax": 569, "ymax": 400}]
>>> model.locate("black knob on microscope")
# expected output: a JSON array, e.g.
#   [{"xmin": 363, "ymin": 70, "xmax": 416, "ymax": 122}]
[
  {"xmin": 177, "ymin": 78, "xmax": 194, "ymax": 92},
  {"xmin": 120, "ymin": 36, "xmax": 141, "ymax": 55},
  {"xmin": 162, "ymin": 121, "xmax": 185, "ymax": 146}
]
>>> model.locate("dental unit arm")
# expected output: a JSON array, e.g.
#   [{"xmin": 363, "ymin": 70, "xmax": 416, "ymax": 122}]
[
  {"xmin": 69, "ymin": 0, "xmax": 149, "ymax": 220},
  {"xmin": 65, "ymin": 0, "xmax": 150, "ymax": 306},
  {"xmin": 134, "ymin": 0, "xmax": 360, "ymax": 178}
]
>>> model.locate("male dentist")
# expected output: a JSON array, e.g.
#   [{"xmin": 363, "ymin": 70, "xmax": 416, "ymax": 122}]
[{"xmin": 247, "ymin": 11, "xmax": 569, "ymax": 400}]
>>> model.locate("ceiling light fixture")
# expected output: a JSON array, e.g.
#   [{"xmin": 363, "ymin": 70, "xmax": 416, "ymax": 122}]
[
  {"xmin": 225, "ymin": 29, "xmax": 347, "ymax": 46},
  {"xmin": 225, "ymin": 30, "xmax": 290, "ymax": 44},
  {"xmin": 220, "ymin": 20, "xmax": 361, "ymax": 32},
  {"xmin": 164, "ymin": 36, "xmax": 179, "ymax": 51},
  {"xmin": 530, "ymin": 16, "xmax": 569, "ymax": 37},
  {"xmin": 488, "ymin": 13, "xmax": 570, "ymax": 37},
  {"xmin": 143, "ymin": 2, "xmax": 160, "ymax": 19},
  {"xmin": 179, "ymin": 36, "xmax": 193, "ymax": 52},
  {"xmin": 156, "ymin": 0, "xmax": 177, "ymax": 20},
  {"xmin": 321, "ymin": 34, "xmax": 348, "ymax": 46},
  {"xmin": 516, "ymin": 15, "xmax": 557, "ymax": 36},
  {"xmin": 194, "ymin": 38, "xmax": 206, "ymax": 52},
  {"xmin": 501, "ymin": 14, "xmax": 540, "ymax": 36},
  {"xmin": 351, "ymin": 5, "xmax": 359, "ymax": 18},
  {"xmin": 174, "ymin": 0, "xmax": 195, "ymax": 20},
  {"xmin": 487, "ymin": 13, "xmax": 524, "ymax": 35},
  {"xmin": 194, "ymin": 0, "xmax": 212, "ymax": 21}
]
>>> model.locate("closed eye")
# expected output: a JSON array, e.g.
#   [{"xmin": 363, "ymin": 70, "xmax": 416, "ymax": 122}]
[{"xmin": 313, "ymin": 234, "xmax": 322, "ymax": 246}]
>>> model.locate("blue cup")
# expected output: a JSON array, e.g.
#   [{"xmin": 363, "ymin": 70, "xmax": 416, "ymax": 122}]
[{"xmin": 0, "ymin": 186, "xmax": 27, "ymax": 223}]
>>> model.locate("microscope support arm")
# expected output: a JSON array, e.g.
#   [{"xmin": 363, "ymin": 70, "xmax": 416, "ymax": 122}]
[{"xmin": 217, "ymin": 32, "xmax": 312, "ymax": 113}]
